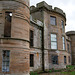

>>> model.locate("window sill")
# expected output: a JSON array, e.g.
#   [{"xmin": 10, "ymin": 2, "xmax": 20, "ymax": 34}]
[
  {"xmin": 50, "ymin": 24, "xmax": 57, "ymax": 26},
  {"xmin": 51, "ymin": 49, "xmax": 58, "ymax": 51}
]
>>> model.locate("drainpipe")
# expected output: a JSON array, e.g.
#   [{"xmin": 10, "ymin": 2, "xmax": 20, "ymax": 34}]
[
  {"xmin": 41, "ymin": 27, "xmax": 44, "ymax": 71},
  {"xmin": 41, "ymin": 8, "xmax": 45, "ymax": 71}
]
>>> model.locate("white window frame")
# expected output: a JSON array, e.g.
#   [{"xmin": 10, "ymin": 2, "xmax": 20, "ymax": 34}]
[
  {"xmin": 62, "ymin": 36, "xmax": 65, "ymax": 50},
  {"xmin": 51, "ymin": 34, "xmax": 57, "ymax": 49}
]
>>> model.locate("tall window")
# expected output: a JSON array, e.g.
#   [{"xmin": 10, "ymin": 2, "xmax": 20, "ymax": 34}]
[
  {"xmin": 61, "ymin": 20, "xmax": 64, "ymax": 32},
  {"xmin": 51, "ymin": 55, "xmax": 58, "ymax": 64},
  {"xmin": 50, "ymin": 16, "xmax": 56, "ymax": 25},
  {"xmin": 51, "ymin": 34, "xmax": 57, "ymax": 49},
  {"xmin": 30, "ymin": 54, "xmax": 34, "ymax": 67},
  {"xmin": 4, "ymin": 12, "xmax": 12, "ymax": 37},
  {"xmin": 67, "ymin": 44, "xmax": 69, "ymax": 52},
  {"xmin": 30, "ymin": 30, "xmax": 34, "ymax": 47},
  {"xmin": 62, "ymin": 36, "xmax": 65, "ymax": 50},
  {"xmin": 68, "ymin": 56, "xmax": 70, "ymax": 63},
  {"xmin": 2, "ymin": 50, "xmax": 10, "ymax": 72},
  {"xmin": 64, "ymin": 56, "xmax": 66, "ymax": 64}
]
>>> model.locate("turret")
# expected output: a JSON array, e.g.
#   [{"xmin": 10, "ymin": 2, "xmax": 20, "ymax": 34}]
[{"xmin": 0, "ymin": 0, "xmax": 30, "ymax": 75}]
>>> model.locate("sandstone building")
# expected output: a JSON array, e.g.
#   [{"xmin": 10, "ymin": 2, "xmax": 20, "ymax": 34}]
[
  {"xmin": 66, "ymin": 31, "xmax": 75, "ymax": 65},
  {"xmin": 30, "ymin": 1, "xmax": 71, "ymax": 71},
  {"xmin": 0, "ymin": 0, "xmax": 74, "ymax": 75}
]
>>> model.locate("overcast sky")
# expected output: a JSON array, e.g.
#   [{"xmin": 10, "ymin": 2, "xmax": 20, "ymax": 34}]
[{"xmin": 30, "ymin": 0, "xmax": 75, "ymax": 32}]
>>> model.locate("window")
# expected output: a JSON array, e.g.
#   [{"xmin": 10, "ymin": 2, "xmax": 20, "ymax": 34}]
[
  {"xmin": 62, "ymin": 36, "xmax": 65, "ymax": 50},
  {"xmin": 51, "ymin": 55, "xmax": 58, "ymax": 64},
  {"xmin": 64, "ymin": 56, "xmax": 66, "ymax": 64},
  {"xmin": 67, "ymin": 44, "xmax": 69, "ymax": 52},
  {"xmin": 4, "ymin": 12, "xmax": 12, "ymax": 37},
  {"xmin": 50, "ymin": 16, "xmax": 56, "ymax": 25},
  {"xmin": 51, "ymin": 34, "xmax": 57, "ymax": 49},
  {"xmin": 61, "ymin": 20, "xmax": 64, "ymax": 32},
  {"xmin": 30, "ymin": 30, "xmax": 34, "ymax": 47},
  {"xmin": 68, "ymin": 56, "xmax": 70, "ymax": 63},
  {"xmin": 2, "ymin": 50, "xmax": 10, "ymax": 72},
  {"xmin": 30, "ymin": 54, "xmax": 34, "ymax": 67}
]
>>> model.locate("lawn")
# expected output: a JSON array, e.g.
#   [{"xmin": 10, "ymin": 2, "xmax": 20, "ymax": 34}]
[
  {"xmin": 30, "ymin": 65, "xmax": 75, "ymax": 75},
  {"xmin": 61, "ymin": 71, "xmax": 75, "ymax": 75}
]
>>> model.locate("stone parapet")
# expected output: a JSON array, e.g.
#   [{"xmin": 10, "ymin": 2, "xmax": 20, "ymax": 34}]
[{"xmin": 30, "ymin": 1, "xmax": 66, "ymax": 19}]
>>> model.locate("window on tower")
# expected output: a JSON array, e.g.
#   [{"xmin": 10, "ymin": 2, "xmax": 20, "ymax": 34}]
[
  {"xmin": 30, "ymin": 30, "xmax": 34, "ymax": 47},
  {"xmin": 2, "ymin": 50, "xmax": 10, "ymax": 72},
  {"xmin": 4, "ymin": 12, "xmax": 12, "ymax": 37}
]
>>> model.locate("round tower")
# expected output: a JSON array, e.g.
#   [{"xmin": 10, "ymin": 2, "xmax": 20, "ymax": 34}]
[{"xmin": 0, "ymin": 0, "xmax": 30, "ymax": 75}]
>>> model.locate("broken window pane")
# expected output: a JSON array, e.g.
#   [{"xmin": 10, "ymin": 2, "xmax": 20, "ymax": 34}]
[{"xmin": 2, "ymin": 50, "xmax": 10, "ymax": 72}]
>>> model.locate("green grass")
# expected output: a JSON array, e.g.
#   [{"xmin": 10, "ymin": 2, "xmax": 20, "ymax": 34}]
[
  {"xmin": 30, "ymin": 72, "xmax": 38, "ymax": 75},
  {"xmin": 61, "ymin": 65, "xmax": 75, "ymax": 75},
  {"xmin": 61, "ymin": 71, "xmax": 75, "ymax": 75},
  {"xmin": 30, "ymin": 65, "xmax": 75, "ymax": 75}
]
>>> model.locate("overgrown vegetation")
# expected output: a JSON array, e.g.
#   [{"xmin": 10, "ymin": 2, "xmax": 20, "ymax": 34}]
[{"xmin": 61, "ymin": 65, "xmax": 75, "ymax": 75}]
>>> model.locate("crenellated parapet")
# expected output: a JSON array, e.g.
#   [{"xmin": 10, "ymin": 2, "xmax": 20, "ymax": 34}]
[{"xmin": 30, "ymin": 1, "xmax": 66, "ymax": 19}]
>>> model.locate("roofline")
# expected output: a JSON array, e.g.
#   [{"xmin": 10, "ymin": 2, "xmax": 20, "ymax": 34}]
[
  {"xmin": 66, "ymin": 31, "xmax": 75, "ymax": 36},
  {"xmin": 30, "ymin": 1, "xmax": 66, "ymax": 21}
]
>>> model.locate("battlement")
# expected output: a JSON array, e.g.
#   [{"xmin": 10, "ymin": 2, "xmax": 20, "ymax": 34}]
[{"xmin": 30, "ymin": 1, "xmax": 66, "ymax": 18}]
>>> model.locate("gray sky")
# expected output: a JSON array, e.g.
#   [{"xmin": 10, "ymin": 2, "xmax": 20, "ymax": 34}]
[{"xmin": 30, "ymin": 0, "xmax": 75, "ymax": 32}]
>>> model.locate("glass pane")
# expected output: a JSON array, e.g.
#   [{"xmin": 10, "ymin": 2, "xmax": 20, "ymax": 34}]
[
  {"xmin": 63, "ymin": 44, "xmax": 65, "ymax": 50},
  {"xmin": 50, "ymin": 16, "xmax": 56, "ymax": 25},
  {"xmin": 2, "ymin": 50, "xmax": 10, "ymax": 72},
  {"xmin": 6, "ymin": 61, "xmax": 9, "ymax": 66},
  {"xmin": 51, "ymin": 34, "xmax": 57, "ymax": 49},
  {"xmin": 62, "ymin": 37, "xmax": 65, "ymax": 50},
  {"xmin": 51, "ymin": 34, "xmax": 57, "ymax": 41},
  {"xmin": 7, "ymin": 51, "xmax": 10, "ymax": 57},
  {"xmin": 62, "ymin": 20, "xmax": 64, "ymax": 31},
  {"xmin": 51, "ymin": 42, "xmax": 57, "ymax": 49},
  {"xmin": 6, "ymin": 66, "xmax": 9, "ymax": 72}
]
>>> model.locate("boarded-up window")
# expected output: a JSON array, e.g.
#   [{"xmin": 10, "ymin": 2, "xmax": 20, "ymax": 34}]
[
  {"xmin": 30, "ymin": 54, "xmax": 34, "ymax": 67},
  {"xmin": 30, "ymin": 30, "xmax": 33, "ymax": 47},
  {"xmin": 4, "ymin": 12, "xmax": 12, "ymax": 37},
  {"xmin": 2, "ymin": 50, "xmax": 10, "ymax": 72}
]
